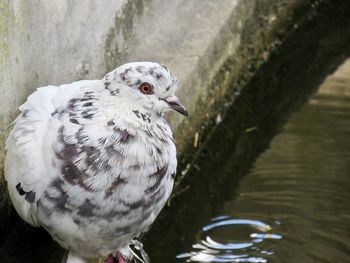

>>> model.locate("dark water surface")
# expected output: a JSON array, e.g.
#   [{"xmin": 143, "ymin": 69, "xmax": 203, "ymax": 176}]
[{"xmin": 170, "ymin": 62, "xmax": 350, "ymax": 263}]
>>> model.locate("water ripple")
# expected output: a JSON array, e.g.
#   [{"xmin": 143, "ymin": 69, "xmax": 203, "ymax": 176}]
[{"xmin": 177, "ymin": 216, "xmax": 282, "ymax": 262}]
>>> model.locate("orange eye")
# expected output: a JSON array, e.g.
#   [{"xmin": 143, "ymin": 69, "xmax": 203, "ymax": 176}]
[{"xmin": 139, "ymin": 82, "xmax": 154, "ymax": 95}]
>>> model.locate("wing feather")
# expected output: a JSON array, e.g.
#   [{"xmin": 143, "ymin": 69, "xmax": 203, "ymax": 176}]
[{"xmin": 5, "ymin": 80, "xmax": 95, "ymax": 226}]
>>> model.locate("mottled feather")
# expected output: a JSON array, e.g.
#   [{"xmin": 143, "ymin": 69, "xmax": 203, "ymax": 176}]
[{"xmin": 5, "ymin": 62, "xmax": 186, "ymax": 263}]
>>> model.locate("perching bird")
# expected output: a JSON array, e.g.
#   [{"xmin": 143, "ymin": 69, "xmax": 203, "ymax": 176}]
[{"xmin": 5, "ymin": 62, "xmax": 188, "ymax": 263}]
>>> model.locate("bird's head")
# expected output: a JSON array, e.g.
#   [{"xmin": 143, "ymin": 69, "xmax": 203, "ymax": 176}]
[{"xmin": 104, "ymin": 62, "xmax": 188, "ymax": 117}]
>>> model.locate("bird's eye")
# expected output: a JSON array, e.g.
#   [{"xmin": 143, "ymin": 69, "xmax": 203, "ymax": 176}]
[{"xmin": 139, "ymin": 82, "xmax": 154, "ymax": 95}]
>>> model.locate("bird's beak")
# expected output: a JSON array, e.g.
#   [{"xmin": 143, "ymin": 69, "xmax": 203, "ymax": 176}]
[{"xmin": 163, "ymin": 96, "xmax": 188, "ymax": 116}]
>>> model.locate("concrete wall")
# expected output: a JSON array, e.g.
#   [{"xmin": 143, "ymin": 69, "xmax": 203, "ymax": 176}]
[{"xmin": 0, "ymin": 0, "xmax": 125, "ymax": 160}]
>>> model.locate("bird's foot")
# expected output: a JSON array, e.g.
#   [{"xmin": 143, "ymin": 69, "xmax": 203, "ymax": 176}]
[
  {"xmin": 106, "ymin": 254, "xmax": 127, "ymax": 263},
  {"xmin": 115, "ymin": 255, "xmax": 127, "ymax": 263}
]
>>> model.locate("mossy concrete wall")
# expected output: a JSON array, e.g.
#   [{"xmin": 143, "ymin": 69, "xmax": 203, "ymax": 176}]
[{"xmin": 1, "ymin": 0, "xmax": 348, "ymax": 250}]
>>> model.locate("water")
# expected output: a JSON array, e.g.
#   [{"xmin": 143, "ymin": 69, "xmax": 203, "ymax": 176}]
[{"xmin": 171, "ymin": 61, "xmax": 350, "ymax": 262}]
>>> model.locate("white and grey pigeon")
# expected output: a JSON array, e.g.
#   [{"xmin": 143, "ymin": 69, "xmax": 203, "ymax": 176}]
[{"xmin": 5, "ymin": 62, "xmax": 188, "ymax": 263}]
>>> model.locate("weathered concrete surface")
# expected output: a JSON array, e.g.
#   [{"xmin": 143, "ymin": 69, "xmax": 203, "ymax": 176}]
[
  {"xmin": 1, "ymin": 0, "xmax": 350, "ymax": 259},
  {"xmin": 0, "ymin": 0, "xmax": 126, "ymax": 167}
]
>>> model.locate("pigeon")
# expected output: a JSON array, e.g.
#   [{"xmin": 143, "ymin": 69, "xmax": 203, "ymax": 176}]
[{"xmin": 5, "ymin": 62, "xmax": 188, "ymax": 263}]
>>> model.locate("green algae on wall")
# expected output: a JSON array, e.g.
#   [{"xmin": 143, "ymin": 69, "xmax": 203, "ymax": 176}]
[
  {"xmin": 0, "ymin": 1, "xmax": 11, "ymax": 69},
  {"xmin": 104, "ymin": 0, "xmax": 148, "ymax": 72},
  {"xmin": 174, "ymin": 0, "xmax": 308, "ymax": 162}
]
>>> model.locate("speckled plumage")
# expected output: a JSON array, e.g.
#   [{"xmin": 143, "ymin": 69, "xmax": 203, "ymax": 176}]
[{"xmin": 5, "ymin": 62, "xmax": 187, "ymax": 263}]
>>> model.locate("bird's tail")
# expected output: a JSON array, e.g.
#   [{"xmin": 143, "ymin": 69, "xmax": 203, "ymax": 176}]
[{"xmin": 63, "ymin": 251, "xmax": 88, "ymax": 263}]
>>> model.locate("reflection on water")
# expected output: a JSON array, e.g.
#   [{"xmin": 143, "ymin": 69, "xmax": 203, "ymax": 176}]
[{"xmin": 175, "ymin": 60, "xmax": 350, "ymax": 262}]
